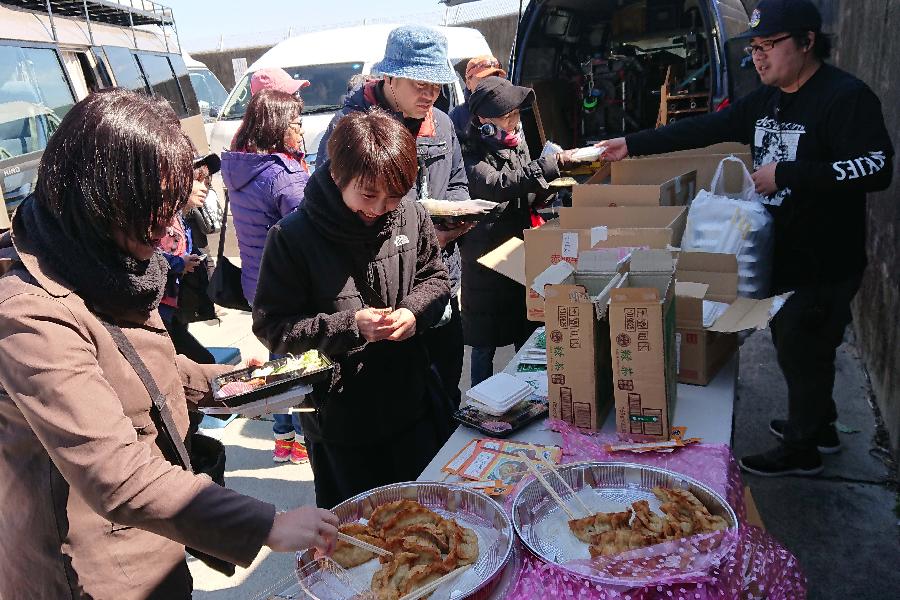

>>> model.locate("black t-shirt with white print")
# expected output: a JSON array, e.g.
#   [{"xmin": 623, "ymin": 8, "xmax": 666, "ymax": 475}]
[{"xmin": 626, "ymin": 63, "xmax": 894, "ymax": 292}]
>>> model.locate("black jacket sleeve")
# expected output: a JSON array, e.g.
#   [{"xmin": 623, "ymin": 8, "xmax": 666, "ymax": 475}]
[
  {"xmin": 625, "ymin": 92, "xmax": 756, "ymax": 156},
  {"xmin": 252, "ymin": 222, "xmax": 365, "ymax": 357},
  {"xmin": 775, "ymin": 85, "xmax": 894, "ymax": 194},
  {"xmin": 396, "ymin": 205, "xmax": 451, "ymax": 328},
  {"xmin": 465, "ymin": 152, "xmax": 560, "ymax": 202}
]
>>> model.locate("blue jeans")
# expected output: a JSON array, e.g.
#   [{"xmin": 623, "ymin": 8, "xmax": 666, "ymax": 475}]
[
  {"xmin": 270, "ymin": 351, "xmax": 303, "ymax": 438},
  {"xmin": 470, "ymin": 346, "xmax": 496, "ymax": 387}
]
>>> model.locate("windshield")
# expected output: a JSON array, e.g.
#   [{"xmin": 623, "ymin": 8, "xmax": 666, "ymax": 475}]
[
  {"xmin": 189, "ymin": 68, "xmax": 228, "ymax": 111},
  {"xmin": 219, "ymin": 61, "xmax": 364, "ymax": 121}
]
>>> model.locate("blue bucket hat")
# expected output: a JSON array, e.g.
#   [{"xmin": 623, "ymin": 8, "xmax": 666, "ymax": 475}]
[{"xmin": 373, "ymin": 25, "xmax": 457, "ymax": 85}]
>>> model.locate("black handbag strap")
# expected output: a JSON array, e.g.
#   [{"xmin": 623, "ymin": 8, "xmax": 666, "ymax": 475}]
[
  {"xmin": 215, "ymin": 188, "xmax": 231, "ymax": 263},
  {"xmin": 101, "ymin": 320, "xmax": 192, "ymax": 471}
]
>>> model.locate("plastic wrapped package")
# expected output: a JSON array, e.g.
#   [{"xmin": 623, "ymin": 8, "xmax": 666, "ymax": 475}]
[{"xmin": 682, "ymin": 157, "xmax": 774, "ymax": 298}]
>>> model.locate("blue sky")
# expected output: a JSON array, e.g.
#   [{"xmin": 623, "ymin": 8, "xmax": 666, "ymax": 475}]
[{"xmin": 167, "ymin": 0, "xmax": 456, "ymax": 51}]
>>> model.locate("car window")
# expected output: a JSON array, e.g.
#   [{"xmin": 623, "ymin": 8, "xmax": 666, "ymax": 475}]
[
  {"xmin": 103, "ymin": 46, "xmax": 149, "ymax": 95},
  {"xmin": 0, "ymin": 45, "xmax": 74, "ymax": 160},
  {"xmin": 219, "ymin": 62, "xmax": 364, "ymax": 120},
  {"xmin": 189, "ymin": 68, "xmax": 228, "ymax": 112},
  {"xmin": 137, "ymin": 53, "xmax": 188, "ymax": 117},
  {"xmin": 168, "ymin": 54, "xmax": 200, "ymax": 116}
]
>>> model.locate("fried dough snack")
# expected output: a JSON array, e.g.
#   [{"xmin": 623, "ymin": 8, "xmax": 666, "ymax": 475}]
[
  {"xmin": 566, "ymin": 488, "xmax": 730, "ymax": 558},
  {"xmin": 332, "ymin": 523, "xmax": 388, "ymax": 569},
  {"xmin": 568, "ymin": 510, "xmax": 632, "ymax": 543}
]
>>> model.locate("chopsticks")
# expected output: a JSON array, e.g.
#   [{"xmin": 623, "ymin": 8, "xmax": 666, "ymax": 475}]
[
  {"xmin": 396, "ymin": 564, "xmax": 471, "ymax": 600},
  {"xmin": 336, "ymin": 532, "xmax": 393, "ymax": 558},
  {"xmin": 530, "ymin": 445, "xmax": 593, "ymax": 517},
  {"xmin": 520, "ymin": 454, "xmax": 577, "ymax": 521}
]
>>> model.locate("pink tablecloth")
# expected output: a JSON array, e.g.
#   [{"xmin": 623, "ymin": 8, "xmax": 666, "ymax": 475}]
[{"xmin": 501, "ymin": 421, "xmax": 807, "ymax": 600}]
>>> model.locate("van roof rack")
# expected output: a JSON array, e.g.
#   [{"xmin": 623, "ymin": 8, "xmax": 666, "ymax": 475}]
[{"xmin": 1, "ymin": 0, "xmax": 179, "ymax": 50}]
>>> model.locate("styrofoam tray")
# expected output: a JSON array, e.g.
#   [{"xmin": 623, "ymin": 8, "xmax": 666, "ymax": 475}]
[{"xmin": 467, "ymin": 373, "xmax": 532, "ymax": 410}]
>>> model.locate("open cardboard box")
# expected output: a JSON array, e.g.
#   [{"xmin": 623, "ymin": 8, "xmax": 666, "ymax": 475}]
[
  {"xmin": 572, "ymin": 169, "xmax": 697, "ymax": 208},
  {"xmin": 541, "ymin": 250, "xmax": 626, "ymax": 432},
  {"xmin": 607, "ymin": 250, "xmax": 678, "ymax": 442},
  {"xmin": 675, "ymin": 251, "xmax": 790, "ymax": 385},
  {"xmin": 610, "ymin": 154, "xmax": 751, "ymax": 193}
]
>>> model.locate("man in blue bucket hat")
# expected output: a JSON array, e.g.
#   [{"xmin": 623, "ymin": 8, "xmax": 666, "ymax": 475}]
[
  {"xmin": 597, "ymin": 0, "xmax": 894, "ymax": 477},
  {"xmin": 318, "ymin": 25, "xmax": 471, "ymax": 434}
]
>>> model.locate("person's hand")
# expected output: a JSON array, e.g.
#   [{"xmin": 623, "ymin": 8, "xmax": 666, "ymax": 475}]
[
  {"xmin": 355, "ymin": 307, "xmax": 396, "ymax": 342},
  {"xmin": 556, "ymin": 149, "xmax": 580, "ymax": 170},
  {"xmin": 752, "ymin": 162, "xmax": 779, "ymax": 196},
  {"xmin": 265, "ymin": 507, "xmax": 339, "ymax": 554},
  {"xmin": 182, "ymin": 254, "xmax": 202, "ymax": 273},
  {"xmin": 386, "ymin": 308, "xmax": 417, "ymax": 341},
  {"xmin": 434, "ymin": 222, "xmax": 475, "ymax": 248},
  {"xmin": 596, "ymin": 137, "xmax": 629, "ymax": 162}
]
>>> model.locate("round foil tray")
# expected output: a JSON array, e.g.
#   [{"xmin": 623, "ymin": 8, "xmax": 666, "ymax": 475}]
[
  {"xmin": 294, "ymin": 481, "xmax": 514, "ymax": 600},
  {"xmin": 511, "ymin": 462, "xmax": 738, "ymax": 587}
]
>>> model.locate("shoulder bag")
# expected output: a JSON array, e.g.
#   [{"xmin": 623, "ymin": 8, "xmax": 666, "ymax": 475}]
[{"xmin": 207, "ymin": 189, "xmax": 252, "ymax": 311}]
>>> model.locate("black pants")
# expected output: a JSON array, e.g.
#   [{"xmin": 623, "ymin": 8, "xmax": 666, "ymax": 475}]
[
  {"xmin": 305, "ymin": 417, "xmax": 448, "ymax": 509},
  {"xmin": 422, "ymin": 296, "xmax": 463, "ymax": 409},
  {"xmin": 770, "ymin": 276, "xmax": 861, "ymax": 452},
  {"xmin": 164, "ymin": 316, "xmax": 215, "ymax": 365}
]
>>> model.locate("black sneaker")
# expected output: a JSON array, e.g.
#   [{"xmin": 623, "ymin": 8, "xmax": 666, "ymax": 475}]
[
  {"xmin": 739, "ymin": 445, "xmax": 823, "ymax": 477},
  {"xmin": 769, "ymin": 419, "xmax": 842, "ymax": 454}
]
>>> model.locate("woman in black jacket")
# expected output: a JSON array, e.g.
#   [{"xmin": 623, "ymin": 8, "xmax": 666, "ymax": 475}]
[
  {"xmin": 252, "ymin": 110, "xmax": 452, "ymax": 508},
  {"xmin": 459, "ymin": 77, "xmax": 587, "ymax": 385}
]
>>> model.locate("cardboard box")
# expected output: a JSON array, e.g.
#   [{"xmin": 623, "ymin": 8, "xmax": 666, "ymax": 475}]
[
  {"xmin": 572, "ymin": 170, "xmax": 697, "ymax": 207},
  {"xmin": 559, "ymin": 206, "xmax": 687, "ymax": 248},
  {"xmin": 543, "ymin": 252, "xmax": 623, "ymax": 432},
  {"xmin": 675, "ymin": 251, "xmax": 788, "ymax": 385},
  {"xmin": 610, "ymin": 154, "xmax": 751, "ymax": 194},
  {"xmin": 477, "ymin": 237, "xmax": 526, "ymax": 286},
  {"xmin": 608, "ymin": 250, "xmax": 678, "ymax": 441},
  {"xmin": 657, "ymin": 142, "xmax": 751, "ymax": 157}
]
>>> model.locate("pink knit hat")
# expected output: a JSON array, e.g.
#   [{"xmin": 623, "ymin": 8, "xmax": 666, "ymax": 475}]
[{"xmin": 250, "ymin": 68, "xmax": 310, "ymax": 96}]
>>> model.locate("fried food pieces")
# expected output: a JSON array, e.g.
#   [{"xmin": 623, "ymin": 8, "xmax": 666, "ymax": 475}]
[
  {"xmin": 332, "ymin": 523, "xmax": 388, "ymax": 568},
  {"xmin": 567, "ymin": 487, "xmax": 730, "ymax": 558},
  {"xmin": 333, "ymin": 500, "xmax": 480, "ymax": 600}
]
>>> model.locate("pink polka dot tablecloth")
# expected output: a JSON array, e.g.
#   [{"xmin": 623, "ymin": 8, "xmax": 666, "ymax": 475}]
[{"xmin": 500, "ymin": 420, "xmax": 807, "ymax": 600}]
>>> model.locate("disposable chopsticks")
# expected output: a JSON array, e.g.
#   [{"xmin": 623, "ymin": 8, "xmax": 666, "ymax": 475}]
[
  {"xmin": 396, "ymin": 564, "xmax": 471, "ymax": 600},
  {"xmin": 529, "ymin": 445, "xmax": 593, "ymax": 517},
  {"xmin": 336, "ymin": 532, "xmax": 393, "ymax": 558},
  {"xmin": 520, "ymin": 454, "xmax": 577, "ymax": 521}
]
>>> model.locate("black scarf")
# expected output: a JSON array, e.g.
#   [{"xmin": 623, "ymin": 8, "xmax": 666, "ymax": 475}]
[{"xmin": 14, "ymin": 196, "xmax": 168, "ymax": 315}]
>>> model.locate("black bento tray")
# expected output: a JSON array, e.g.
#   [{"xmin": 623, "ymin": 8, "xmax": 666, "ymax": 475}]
[
  {"xmin": 212, "ymin": 355, "xmax": 334, "ymax": 408},
  {"xmin": 453, "ymin": 396, "xmax": 549, "ymax": 438}
]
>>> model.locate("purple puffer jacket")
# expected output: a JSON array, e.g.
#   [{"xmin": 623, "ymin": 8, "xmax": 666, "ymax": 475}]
[{"xmin": 221, "ymin": 152, "xmax": 308, "ymax": 304}]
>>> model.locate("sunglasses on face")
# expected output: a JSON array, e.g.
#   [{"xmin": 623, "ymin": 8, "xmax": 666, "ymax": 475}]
[{"xmin": 744, "ymin": 34, "xmax": 793, "ymax": 56}]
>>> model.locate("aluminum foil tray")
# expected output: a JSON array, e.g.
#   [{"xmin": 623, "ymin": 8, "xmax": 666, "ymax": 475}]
[
  {"xmin": 512, "ymin": 462, "xmax": 738, "ymax": 587},
  {"xmin": 294, "ymin": 482, "xmax": 514, "ymax": 600}
]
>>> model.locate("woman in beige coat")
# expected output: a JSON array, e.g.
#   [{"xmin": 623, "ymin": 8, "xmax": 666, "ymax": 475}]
[{"xmin": 0, "ymin": 89, "xmax": 337, "ymax": 599}]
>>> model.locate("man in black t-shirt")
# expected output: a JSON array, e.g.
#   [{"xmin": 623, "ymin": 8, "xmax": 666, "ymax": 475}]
[{"xmin": 600, "ymin": 0, "xmax": 894, "ymax": 477}]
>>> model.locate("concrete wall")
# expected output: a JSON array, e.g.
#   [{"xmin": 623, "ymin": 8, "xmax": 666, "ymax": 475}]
[{"xmin": 805, "ymin": 0, "xmax": 900, "ymax": 456}]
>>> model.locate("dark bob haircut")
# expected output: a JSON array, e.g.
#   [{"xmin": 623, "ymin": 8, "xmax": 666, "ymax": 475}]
[
  {"xmin": 327, "ymin": 109, "xmax": 418, "ymax": 198},
  {"xmin": 36, "ymin": 88, "xmax": 194, "ymax": 245},
  {"xmin": 232, "ymin": 89, "xmax": 303, "ymax": 154}
]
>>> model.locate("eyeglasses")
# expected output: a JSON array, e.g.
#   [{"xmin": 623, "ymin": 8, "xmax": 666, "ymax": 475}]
[
  {"xmin": 288, "ymin": 120, "xmax": 303, "ymax": 130},
  {"xmin": 744, "ymin": 34, "xmax": 793, "ymax": 56}
]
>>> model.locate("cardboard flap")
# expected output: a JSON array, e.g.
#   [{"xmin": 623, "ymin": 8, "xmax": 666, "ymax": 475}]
[
  {"xmin": 708, "ymin": 296, "xmax": 783, "ymax": 332},
  {"xmin": 531, "ymin": 261, "xmax": 575, "ymax": 297},
  {"xmin": 677, "ymin": 251, "xmax": 738, "ymax": 273},
  {"xmin": 675, "ymin": 251, "xmax": 739, "ymax": 302},
  {"xmin": 477, "ymin": 237, "xmax": 526, "ymax": 286},
  {"xmin": 630, "ymin": 249, "xmax": 676, "ymax": 273},
  {"xmin": 610, "ymin": 285, "xmax": 662, "ymax": 303},
  {"xmin": 675, "ymin": 281, "xmax": 710, "ymax": 299},
  {"xmin": 577, "ymin": 249, "xmax": 621, "ymax": 273},
  {"xmin": 545, "ymin": 283, "xmax": 591, "ymax": 303}
]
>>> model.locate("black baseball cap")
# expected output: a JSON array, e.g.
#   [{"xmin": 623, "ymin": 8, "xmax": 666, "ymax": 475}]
[
  {"xmin": 469, "ymin": 76, "xmax": 534, "ymax": 119},
  {"xmin": 193, "ymin": 152, "xmax": 221, "ymax": 176},
  {"xmin": 736, "ymin": 0, "xmax": 822, "ymax": 39}
]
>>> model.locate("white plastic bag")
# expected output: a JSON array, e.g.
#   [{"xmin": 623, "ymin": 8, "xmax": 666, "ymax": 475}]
[{"xmin": 682, "ymin": 156, "xmax": 774, "ymax": 298}]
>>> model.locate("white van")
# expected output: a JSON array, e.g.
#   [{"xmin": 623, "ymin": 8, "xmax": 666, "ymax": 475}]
[
  {"xmin": 0, "ymin": 0, "xmax": 208, "ymax": 225},
  {"xmin": 208, "ymin": 24, "xmax": 492, "ymax": 167},
  {"xmin": 183, "ymin": 52, "xmax": 228, "ymax": 137}
]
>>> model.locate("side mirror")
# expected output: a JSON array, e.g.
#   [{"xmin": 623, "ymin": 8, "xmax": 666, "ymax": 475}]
[{"xmin": 209, "ymin": 106, "xmax": 220, "ymax": 118}]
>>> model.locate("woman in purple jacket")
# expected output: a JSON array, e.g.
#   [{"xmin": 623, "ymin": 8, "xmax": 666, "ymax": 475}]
[{"xmin": 221, "ymin": 88, "xmax": 309, "ymax": 463}]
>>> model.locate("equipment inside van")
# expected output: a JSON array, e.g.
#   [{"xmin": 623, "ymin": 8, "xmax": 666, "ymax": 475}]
[{"xmin": 508, "ymin": 0, "xmax": 753, "ymax": 151}]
